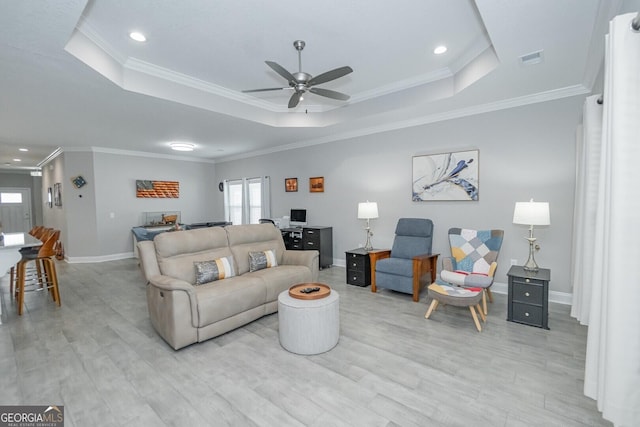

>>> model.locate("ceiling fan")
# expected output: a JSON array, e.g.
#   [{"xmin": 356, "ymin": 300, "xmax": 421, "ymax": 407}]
[{"xmin": 243, "ymin": 40, "xmax": 353, "ymax": 108}]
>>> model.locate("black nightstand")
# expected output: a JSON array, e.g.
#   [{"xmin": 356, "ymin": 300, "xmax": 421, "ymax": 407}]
[
  {"xmin": 345, "ymin": 248, "xmax": 371, "ymax": 287},
  {"xmin": 507, "ymin": 265, "xmax": 550, "ymax": 329}
]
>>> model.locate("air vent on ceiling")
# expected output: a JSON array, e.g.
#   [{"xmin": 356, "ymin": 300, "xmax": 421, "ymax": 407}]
[{"xmin": 519, "ymin": 50, "xmax": 544, "ymax": 66}]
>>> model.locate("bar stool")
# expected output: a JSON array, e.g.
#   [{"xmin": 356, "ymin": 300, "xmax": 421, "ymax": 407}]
[
  {"xmin": 9, "ymin": 227, "xmax": 52, "ymax": 296},
  {"xmin": 15, "ymin": 229, "xmax": 61, "ymax": 315}
]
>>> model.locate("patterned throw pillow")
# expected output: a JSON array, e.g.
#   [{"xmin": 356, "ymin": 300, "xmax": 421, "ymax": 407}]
[
  {"xmin": 194, "ymin": 256, "xmax": 236, "ymax": 285},
  {"xmin": 249, "ymin": 249, "xmax": 278, "ymax": 272}
]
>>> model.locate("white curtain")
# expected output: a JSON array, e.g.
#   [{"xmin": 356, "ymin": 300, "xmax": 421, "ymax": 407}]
[
  {"xmin": 570, "ymin": 95, "xmax": 603, "ymax": 325},
  {"xmin": 261, "ymin": 176, "xmax": 271, "ymax": 220},
  {"xmin": 584, "ymin": 13, "xmax": 640, "ymax": 426}
]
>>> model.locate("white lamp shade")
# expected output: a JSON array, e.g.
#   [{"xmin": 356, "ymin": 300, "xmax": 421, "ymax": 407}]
[
  {"xmin": 513, "ymin": 200, "xmax": 550, "ymax": 226},
  {"xmin": 358, "ymin": 202, "xmax": 379, "ymax": 219}
]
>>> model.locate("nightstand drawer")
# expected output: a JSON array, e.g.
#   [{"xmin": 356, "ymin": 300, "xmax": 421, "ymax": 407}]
[
  {"xmin": 347, "ymin": 255, "xmax": 366, "ymax": 271},
  {"xmin": 347, "ymin": 270, "xmax": 367, "ymax": 286},
  {"xmin": 511, "ymin": 302, "xmax": 543, "ymax": 326},
  {"xmin": 512, "ymin": 283, "xmax": 543, "ymax": 304},
  {"xmin": 512, "ymin": 276, "xmax": 546, "ymax": 287}
]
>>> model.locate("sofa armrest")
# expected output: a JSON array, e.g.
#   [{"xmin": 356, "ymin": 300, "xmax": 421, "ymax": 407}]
[
  {"xmin": 369, "ymin": 249, "xmax": 391, "ymax": 294},
  {"xmin": 148, "ymin": 274, "xmax": 195, "ymax": 293},
  {"xmin": 282, "ymin": 249, "xmax": 319, "ymax": 282},
  {"xmin": 147, "ymin": 275, "xmax": 199, "ymax": 328},
  {"xmin": 137, "ymin": 240, "xmax": 161, "ymax": 280}
]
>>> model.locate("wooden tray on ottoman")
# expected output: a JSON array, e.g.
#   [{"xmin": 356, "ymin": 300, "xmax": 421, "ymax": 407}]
[{"xmin": 289, "ymin": 283, "xmax": 331, "ymax": 300}]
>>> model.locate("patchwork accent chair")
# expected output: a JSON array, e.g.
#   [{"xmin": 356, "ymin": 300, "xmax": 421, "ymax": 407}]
[
  {"xmin": 370, "ymin": 218, "xmax": 436, "ymax": 302},
  {"xmin": 440, "ymin": 228, "xmax": 504, "ymax": 315}
]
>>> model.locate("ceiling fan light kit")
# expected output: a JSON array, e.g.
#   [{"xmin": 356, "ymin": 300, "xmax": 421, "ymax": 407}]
[{"xmin": 243, "ymin": 40, "xmax": 352, "ymax": 108}]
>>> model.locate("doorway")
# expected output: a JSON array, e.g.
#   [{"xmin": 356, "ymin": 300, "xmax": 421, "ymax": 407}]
[{"xmin": 0, "ymin": 187, "xmax": 33, "ymax": 233}]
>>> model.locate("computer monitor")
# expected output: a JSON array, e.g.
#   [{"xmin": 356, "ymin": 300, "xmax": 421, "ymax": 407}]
[{"xmin": 290, "ymin": 209, "xmax": 307, "ymax": 227}]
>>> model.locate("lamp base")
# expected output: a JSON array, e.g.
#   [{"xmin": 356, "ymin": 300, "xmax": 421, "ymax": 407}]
[
  {"xmin": 523, "ymin": 237, "xmax": 539, "ymax": 272},
  {"xmin": 363, "ymin": 227, "xmax": 373, "ymax": 251}
]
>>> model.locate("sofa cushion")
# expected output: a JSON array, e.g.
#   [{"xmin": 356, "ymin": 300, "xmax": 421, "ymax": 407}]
[
  {"xmin": 195, "ymin": 275, "xmax": 267, "ymax": 327},
  {"xmin": 194, "ymin": 256, "xmax": 236, "ymax": 285},
  {"xmin": 155, "ymin": 227, "xmax": 233, "ymax": 284},
  {"xmin": 375, "ymin": 257, "xmax": 413, "ymax": 278},
  {"xmin": 226, "ymin": 224, "xmax": 286, "ymax": 275},
  {"xmin": 249, "ymin": 249, "xmax": 278, "ymax": 272},
  {"xmin": 246, "ymin": 265, "xmax": 313, "ymax": 301}
]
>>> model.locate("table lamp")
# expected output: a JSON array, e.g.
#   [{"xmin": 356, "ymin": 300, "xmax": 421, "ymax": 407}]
[
  {"xmin": 358, "ymin": 201, "xmax": 378, "ymax": 251},
  {"xmin": 513, "ymin": 199, "xmax": 550, "ymax": 271}
]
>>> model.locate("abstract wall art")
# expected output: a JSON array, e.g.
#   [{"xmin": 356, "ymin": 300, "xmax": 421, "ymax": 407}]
[{"xmin": 412, "ymin": 150, "xmax": 479, "ymax": 201}]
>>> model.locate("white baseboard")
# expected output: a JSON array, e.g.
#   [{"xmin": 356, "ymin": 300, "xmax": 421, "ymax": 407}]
[
  {"xmin": 65, "ymin": 252, "xmax": 134, "ymax": 264},
  {"xmin": 483, "ymin": 281, "xmax": 572, "ymax": 305},
  {"xmin": 333, "ymin": 257, "xmax": 573, "ymax": 306},
  {"xmin": 64, "ymin": 255, "xmax": 574, "ymax": 306}
]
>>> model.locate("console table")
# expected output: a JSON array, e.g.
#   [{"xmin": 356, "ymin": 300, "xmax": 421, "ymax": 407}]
[
  {"xmin": 282, "ymin": 226, "xmax": 333, "ymax": 269},
  {"xmin": 507, "ymin": 265, "xmax": 550, "ymax": 329}
]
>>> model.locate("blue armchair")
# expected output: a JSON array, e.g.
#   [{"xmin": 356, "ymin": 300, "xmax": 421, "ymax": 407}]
[{"xmin": 370, "ymin": 218, "xmax": 437, "ymax": 302}]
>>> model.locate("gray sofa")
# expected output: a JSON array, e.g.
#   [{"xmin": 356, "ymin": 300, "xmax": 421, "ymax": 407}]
[{"xmin": 137, "ymin": 223, "xmax": 319, "ymax": 349}]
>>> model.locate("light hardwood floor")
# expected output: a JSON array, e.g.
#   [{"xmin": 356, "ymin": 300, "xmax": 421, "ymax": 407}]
[{"xmin": 0, "ymin": 259, "xmax": 609, "ymax": 426}]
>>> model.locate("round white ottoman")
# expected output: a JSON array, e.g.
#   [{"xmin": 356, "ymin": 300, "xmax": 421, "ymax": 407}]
[{"xmin": 278, "ymin": 288, "xmax": 340, "ymax": 355}]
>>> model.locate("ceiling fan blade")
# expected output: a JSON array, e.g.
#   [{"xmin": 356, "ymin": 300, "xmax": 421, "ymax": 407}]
[
  {"xmin": 307, "ymin": 66, "xmax": 353, "ymax": 86},
  {"xmin": 265, "ymin": 61, "xmax": 295, "ymax": 83},
  {"xmin": 242, "ymin": 87, "xmax": 287, "ymax": 93},
  {"xmin": 288, "ymin": 92, "xmax": 302, "ymax": 108},
  {"xmin": 309, "ymin": 87, "xmax": 350, "ymax": 101}
]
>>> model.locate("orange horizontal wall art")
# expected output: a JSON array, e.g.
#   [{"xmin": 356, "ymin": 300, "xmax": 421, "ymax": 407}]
[{"xmin": 136, "ymin": 180, "xmax": 180, "ymax": 198}]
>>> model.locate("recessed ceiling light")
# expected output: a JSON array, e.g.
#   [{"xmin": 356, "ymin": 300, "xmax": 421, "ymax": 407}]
[
  {"xmin": 19, "ymin": 148, "xmax": 28, "ymax": 152},
  {"xmin": 433, "ymin": 45, "xmax": 447, "ymax": 55},
  {"xmin": 170, "ymin": 142, "xmax": 195, "ymax": 152},
  {"xmin": 13, "ymin": 158, "xmax": 21, "ymax": 162},
  {"xmin": 129, "ymin": 31, "xmax": 147, "ymax": 42}
]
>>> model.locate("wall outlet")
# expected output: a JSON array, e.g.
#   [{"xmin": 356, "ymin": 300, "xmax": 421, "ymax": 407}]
[{"xmin": 510, "ymin": 258, "xmax": 518, "ymax": 266}]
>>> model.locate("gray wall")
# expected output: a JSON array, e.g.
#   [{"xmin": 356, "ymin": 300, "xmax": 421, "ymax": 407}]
[
  {"xmin": 42, "ymin": 154, "xmax": 68, "ymax": 247},
  {"xmin": 42, "ymin": 150, "xmax": 217, "ymax": 259},
  {"xmin": 214, "ymin": 96, "xmax": 582, "ymax": 295},
  {"xmin": 92, "ymin": 152, "xmax": 217, "ymax": 257}
]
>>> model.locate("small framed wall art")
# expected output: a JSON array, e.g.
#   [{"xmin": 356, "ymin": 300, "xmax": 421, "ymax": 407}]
[
  {"xmin": 71, "ymin": 175, "xmax": 87, "ymax": 188},
  {"xmin": 309, "ymin": 176, "xmax": 324, "ymax": 193},
  {"xmin": 412, "ymin": 149, "xmax": 479, "ymax": 201},
  {"xmin": 285, "ymin": 178, "xmax": 298, "ymax": 192},
  {"xmin": 54, "ymin": 183, "xmax": 62, "ymax": 206}
]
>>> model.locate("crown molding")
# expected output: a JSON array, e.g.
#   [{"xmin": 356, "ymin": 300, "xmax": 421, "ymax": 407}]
[
  {"xmin": 51, "ymin": 146, "xmax": 216, "ymax": 164},
  {"xmin": 215, "ymin": 84, "xmax": 590, "ymax": 163}
]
